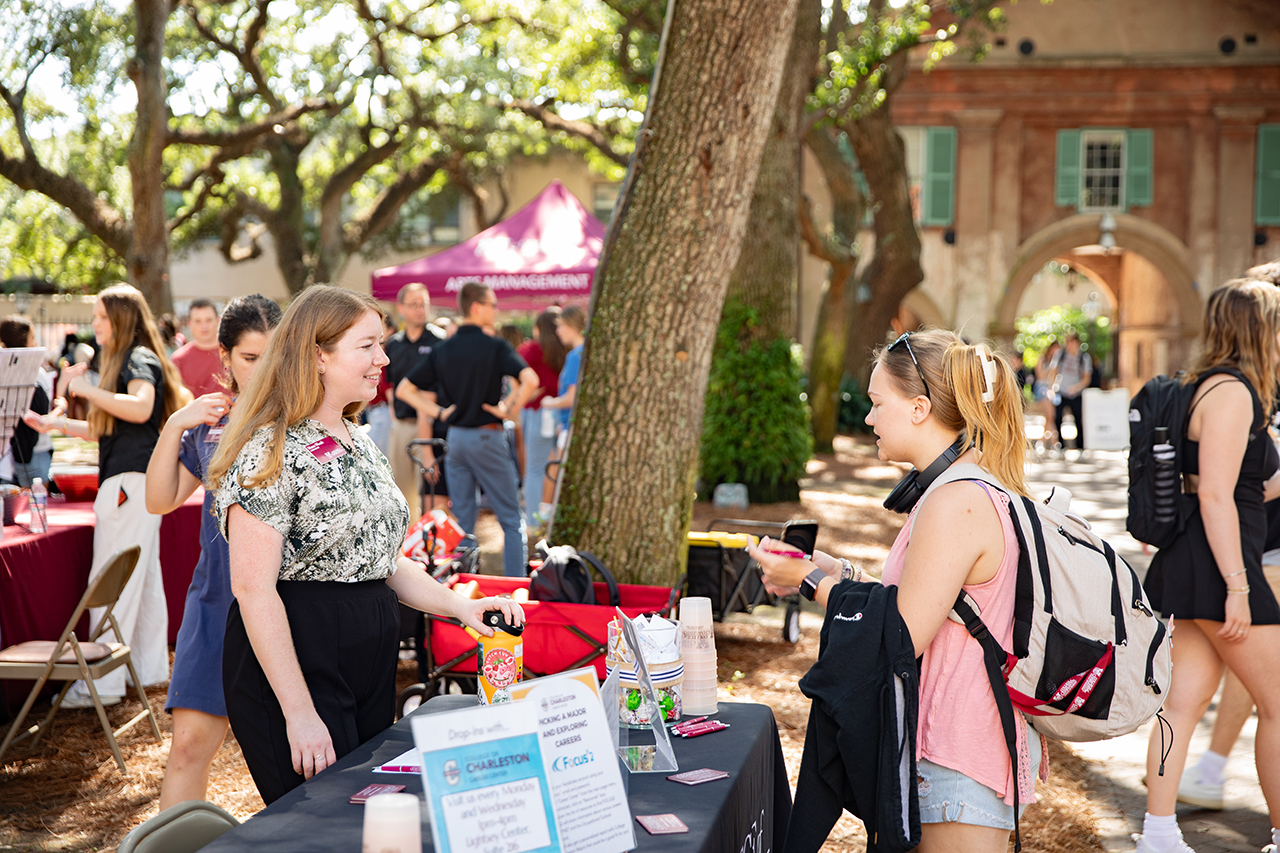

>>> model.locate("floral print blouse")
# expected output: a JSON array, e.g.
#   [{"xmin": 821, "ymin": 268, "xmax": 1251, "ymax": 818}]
[{"xmin": 215, "ymin": 420, "xmax": 410, "ymax": 582}]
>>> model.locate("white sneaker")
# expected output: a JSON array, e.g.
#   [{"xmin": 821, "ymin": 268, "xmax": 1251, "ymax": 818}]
[
  {"xmin": 1133, "ymin": 832, "xmax": 1197, "ymax": 853},
  {"xmin": 1176, "ymin": 772, "xmax": 1224, "ymax": 810},
  {"xmin": 60, "ymin": 684, "xmax": 122, "ymax": 709}
]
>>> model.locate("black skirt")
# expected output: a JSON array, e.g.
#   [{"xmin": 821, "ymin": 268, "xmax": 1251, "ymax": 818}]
[
  {"xmin": 223, "ymin": 579, "xmax": 401, "ymax": 804},
  {"xmin": 1144, "ymin": 504, "xmax": 1280, "ymax": 625}
]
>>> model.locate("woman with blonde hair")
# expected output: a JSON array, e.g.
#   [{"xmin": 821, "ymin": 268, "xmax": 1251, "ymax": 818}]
[
  {"xmin": 753, "ymin": 329, "xmax": 1039, "ymax": 852},
  {"xmin": 207, "ymin": 285, "xmax": 522, "ymax": 804},
  {"xmin": 28, "ymin": 283, "xmax": 185, "ymax": 707},
  {"xmin": 1136, "ymin": 279, "xmax": 1280, "ymax": 853}
]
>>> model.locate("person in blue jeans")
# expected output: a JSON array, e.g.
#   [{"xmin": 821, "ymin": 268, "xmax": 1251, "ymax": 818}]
[
  {"xmin": 537, "ymin": 306, "xmax": 586, "ymax": 523},
  {"xmin": 517, "ymin": 310, "xmax": 565, "ymax": 531},
  {"xmin": 397, "ymin": 282, "xmax": 538, "ymax": 576}
]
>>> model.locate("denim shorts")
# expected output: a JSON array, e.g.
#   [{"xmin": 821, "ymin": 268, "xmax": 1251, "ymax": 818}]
[{"xmin": 916, "ymin": 733, "xmax": 1041, "ymax": 830}]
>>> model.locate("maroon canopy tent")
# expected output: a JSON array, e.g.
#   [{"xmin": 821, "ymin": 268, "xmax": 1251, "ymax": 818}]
[{"xmin": 371, "ymin": 180, "xmax": 604, "ymax": 311}]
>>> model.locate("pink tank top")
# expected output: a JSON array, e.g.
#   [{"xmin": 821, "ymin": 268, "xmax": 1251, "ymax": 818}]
[{"xmin": 881, "ymin": 480, "xmax": 1042, "ymax": 805}]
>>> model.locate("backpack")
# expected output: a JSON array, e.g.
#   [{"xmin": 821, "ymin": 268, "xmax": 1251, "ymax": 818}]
[
  {"xmin": 529, "ymin": 545, "xmax": 620, "ymax": 607},
  {"xmin": 1126, "ymin": 367, "xmax": 1243, "ymax": 548},
  {"xmin": 917, "ymin": 463, "xmax": 1172, "ymax": 850}
]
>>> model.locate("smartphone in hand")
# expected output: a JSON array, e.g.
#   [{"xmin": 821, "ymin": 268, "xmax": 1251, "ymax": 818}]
[{"xmin": 780, "ymin": 520, "xmax": 819, "ymax": 560}]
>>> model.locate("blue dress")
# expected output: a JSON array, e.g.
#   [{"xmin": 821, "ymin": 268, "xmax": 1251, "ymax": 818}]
[{"xmin": 165, "ymin": 417, "xmax": 232, "ymax": 716}]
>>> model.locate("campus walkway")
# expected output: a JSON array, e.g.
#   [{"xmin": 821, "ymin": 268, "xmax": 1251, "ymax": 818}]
[{"xmin": 1027, "ymin": 443, "xmax": 1272, "ymax": 853}]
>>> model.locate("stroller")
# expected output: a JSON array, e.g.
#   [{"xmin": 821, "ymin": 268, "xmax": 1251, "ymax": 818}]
[
  {"xmin": 399, "ymin": 439, "xmax": 480, "ymax": 684},
  {"xmin": 396, "ymin": 572, "xmax": 681, "ymax": 718}
]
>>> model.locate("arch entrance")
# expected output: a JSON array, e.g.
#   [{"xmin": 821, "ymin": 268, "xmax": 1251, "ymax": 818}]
[{"xmin": 994, "ymin": 214, "xmax": 1201, "ymax": 393}]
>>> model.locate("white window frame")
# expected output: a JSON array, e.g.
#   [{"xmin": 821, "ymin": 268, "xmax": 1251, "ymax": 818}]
[{"xmin": 1078, "ymin": 130, "xmax": 1126, "ymax": 213}]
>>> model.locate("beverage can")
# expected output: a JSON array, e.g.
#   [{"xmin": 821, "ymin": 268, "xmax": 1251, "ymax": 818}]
[{"xmin": 478, "ymin": 628, "xmax": 522, "ymax": 706}]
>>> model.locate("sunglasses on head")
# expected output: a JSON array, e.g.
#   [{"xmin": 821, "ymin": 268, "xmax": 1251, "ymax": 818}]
[{"xmin": 888, "ymin": 332, "xmax": 931, "ymax": 400}]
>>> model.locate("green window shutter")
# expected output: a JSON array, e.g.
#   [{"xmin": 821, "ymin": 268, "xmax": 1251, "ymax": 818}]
[
  {"xmin": 921, "ymin": 126, "xmax": 956, "ymax": 227},
  {"xmin": 1126, "ymin": 128, "xmax": 1153, "ymax": 208},
  {"xmin": 1055, "ymin": 129, "xmax": 1081, "ymax": 208},
  {"xmin": 1258, "ymin": 124, "xmax": 1280, "ymax": 226}
]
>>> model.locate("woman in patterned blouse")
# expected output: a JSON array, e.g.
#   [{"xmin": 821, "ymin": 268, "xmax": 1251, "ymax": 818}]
[{"xmin": 207, "ymin": 286, "xmax": 524, "ymax": 804}]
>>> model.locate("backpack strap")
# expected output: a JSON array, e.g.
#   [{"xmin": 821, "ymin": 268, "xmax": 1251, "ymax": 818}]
[
  {"xmin": 578, "ymin": 551, "xmax": 621, "ymax": 607},
  {"xmin": 917, "ymin": 463, "xmax": 1027, "ymax": 851},
  {"xmin": 951, "ymin": 592, "xmax": 1024, "ymax": 852}
]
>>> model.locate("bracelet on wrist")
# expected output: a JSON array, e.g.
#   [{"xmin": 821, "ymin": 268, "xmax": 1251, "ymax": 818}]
[
  {"xmin": 1226, "ymin": 585, "xmax": 1251, "ymax": 595},
  {"xmin": 1224, "ymin": 569, "xmax": 1247, "ymax": 579}
]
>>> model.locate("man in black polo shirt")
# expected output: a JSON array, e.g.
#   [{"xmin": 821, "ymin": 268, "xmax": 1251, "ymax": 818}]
[
  {"xmin": 397, "ymin": 282, "xmax": 538, "ymax": 577},
  {"xmin": 384, "ymin": 283, "xmax": 447, "ymax": 514}
]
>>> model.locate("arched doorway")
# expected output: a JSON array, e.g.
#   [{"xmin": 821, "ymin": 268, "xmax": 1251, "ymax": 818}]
[{"xmin": 994, "ymin": 214, "xmax": 1201, "ymax": 393}]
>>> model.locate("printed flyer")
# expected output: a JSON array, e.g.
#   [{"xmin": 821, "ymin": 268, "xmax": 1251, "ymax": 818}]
[
  {"xmin": 413, "ymin": 703, "xmax": 558, "ymax": 853},
  {"xmin": 512, "ymin": 670, "xmax": 635, "ymax": 853},
  {"xmin": 413, "ymin": 669, "xmax": 635, "ymax": 853}
]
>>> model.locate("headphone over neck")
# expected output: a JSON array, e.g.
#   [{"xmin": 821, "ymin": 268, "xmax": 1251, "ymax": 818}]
[{"xmin": 882, "ymin": 434, "xmax": 968, "ymax": 514}]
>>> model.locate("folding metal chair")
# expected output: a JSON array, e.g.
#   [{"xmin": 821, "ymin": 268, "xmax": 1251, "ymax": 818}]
[
  {"xmin": 0, "ymin": 544, "xmax": 162, "ymax": 772},
  {"xmin": 116, "ymin": 799, "xmax": 240, "ymax": 853}
]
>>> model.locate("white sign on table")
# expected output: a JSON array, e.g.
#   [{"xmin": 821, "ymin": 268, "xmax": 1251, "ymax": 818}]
[
  {"xmin": 412, "ymin": 668, "xmax": 635, "ymax": 853},
  {"xmin": 1082, "ymin": 387, "xmax": 1131, "ymax": 451}
]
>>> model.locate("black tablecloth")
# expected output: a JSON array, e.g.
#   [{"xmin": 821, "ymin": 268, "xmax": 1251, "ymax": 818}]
[{"xmin": 201, "ymin": 700, "xmax": 791, "ymax": 853}]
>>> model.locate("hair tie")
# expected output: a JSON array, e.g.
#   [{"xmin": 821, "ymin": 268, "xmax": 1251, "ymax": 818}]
[{"xmin": 977, "ymin": 345, "xmax": 997, "ymax": 403}]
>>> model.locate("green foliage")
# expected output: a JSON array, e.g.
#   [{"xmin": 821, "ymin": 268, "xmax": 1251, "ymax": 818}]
[
  {"xmin": 0, "ymin": 0, "xmax": 646, "ymax": 291},
  {"xmin": 1015, "ymin": 304, "xmax": 1113, "ymax": 367},
  {"xmin": 699, "ymin": 301, "xmax": 812, "ymax": 504},
  {"xmin": 809, "ymin": 0, "xmax": 1005, "ymax": 126},
  {"xmin": 837, "ymin": 374, "xmax": 873, "ymax": 434}
]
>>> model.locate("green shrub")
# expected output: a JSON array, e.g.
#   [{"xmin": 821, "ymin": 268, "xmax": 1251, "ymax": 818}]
[
  {"xmin": 699, "ymin": 302, "xmax": 812, "ymax": 504},
  {"xmin": 837, "ymin": 374, "xmax": 873, "ymax": 433}
]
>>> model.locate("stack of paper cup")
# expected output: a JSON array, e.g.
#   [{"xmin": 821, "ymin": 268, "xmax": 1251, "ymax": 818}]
[
  {"xmin": 361, "ymin": 792, "xmax": 421, "ymax": 853},
  {"xmin": 678, "ymin": 597, "xmax": 717, "ymax": 715}
]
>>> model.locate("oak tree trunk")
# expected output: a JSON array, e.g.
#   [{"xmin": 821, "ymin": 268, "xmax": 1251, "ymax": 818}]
[
  {"xmin": 842, "ymin": 59, "xmax": 923, "ymax": 387},
  {"xmin": 803, "ymin": 126, "xmax": 864, "ymax": 452},
  {"xmin": 552, "ymin": 0, "xmax": 801, "ymax": 586},
  {"xmin": 126, "ymin": 0, "xmax": 172, "ymax": 314},
  {"xmin": 721, "ymin": 0, "xmax": 820, "ymax": 342}
]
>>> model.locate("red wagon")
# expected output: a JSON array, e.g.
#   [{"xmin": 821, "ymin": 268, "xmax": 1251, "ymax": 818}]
[{"xmin": 397, "ymin": 572, "xmax": 681, "ymax": 715}]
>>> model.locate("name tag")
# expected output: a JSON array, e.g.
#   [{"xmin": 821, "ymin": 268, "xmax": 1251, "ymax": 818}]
[
  {"xmin": 204, "ymin": 416, "xmax": 229, "ymax": 444},
  {"xmin": 306, "ymin": 436, "xmax": 347, "ymax": 463}
]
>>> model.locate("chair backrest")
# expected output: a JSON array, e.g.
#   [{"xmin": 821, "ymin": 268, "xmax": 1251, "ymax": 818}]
[
  {"xmin": 84, "ymin": 544, "xmax": 141, "ymax": 643},
  {"xmin": 85, "ymin": 545, "xmax": 142, "ymax": 610},
  {"xmin": 116, "ymin": 800, "xmax": 240, "ymax": 853}
]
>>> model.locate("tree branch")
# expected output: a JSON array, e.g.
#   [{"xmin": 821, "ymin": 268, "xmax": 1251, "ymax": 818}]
[
  {"xmin": 446, "ymin": 159, "xmax": 508, "ymax": 231},
  {"xmin": 168, "ymin": 98, "xmax": 339, "ymax": 146},
  {"xmin": 352, "ymin": 0, "xmax": 539, "ymax": 44},
  {"xmin": 181, "ymin": 0, "xmax": 283, "ymax": 112},
  {"xmin": 597, "ymin": 0, "xmax": 664, "ymax": 35},
  {"xmin": 0, "ymin": 152, "xmax": 132, "ymax": 259},
  {"xmin": 344, "ymin": 155, "xmax": 448, "ymax": 252},
  {"xmin": 318, "ymin": 132, "xmax": 403, "ymax": 256},
  {"xmin": 509, "ymin": 99, "xmax": 630, "ymax": 167},
  {"xmin": 798, "ymin": 192, "xmax": 853, "ymax": 267},
  {"xmin": 218, "ymin": 192, "xmax": 271, "ymax": 263}
]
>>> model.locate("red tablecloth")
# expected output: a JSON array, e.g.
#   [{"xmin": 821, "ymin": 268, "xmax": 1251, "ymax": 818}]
[{"xmin": 0, "ymin": 491, "xmax": 204, "ymax": 711}]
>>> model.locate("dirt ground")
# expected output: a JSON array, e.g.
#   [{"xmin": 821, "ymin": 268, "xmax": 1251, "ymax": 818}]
[{"xmin": 0, "ymin": 435, "xmax": 1102, "ymax": 852}]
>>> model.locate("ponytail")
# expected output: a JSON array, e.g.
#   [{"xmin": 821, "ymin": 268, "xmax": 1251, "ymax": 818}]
[
  {"xmin": 873, "ymin": 328, "xmax": 1029, "ymax": 497},
  {"xmin": 944, "ymin": 343, "xmax": 1029, "ymax": 496}
]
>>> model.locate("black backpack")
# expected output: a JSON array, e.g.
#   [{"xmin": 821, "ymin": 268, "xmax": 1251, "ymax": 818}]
[
  {"xmin": 1127, "ymin": 367, "xmax": 1243, "ymax": 548},
  {"xmin": 529, "ymin": 545, "xmax": 620, "ymax": 607}
]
